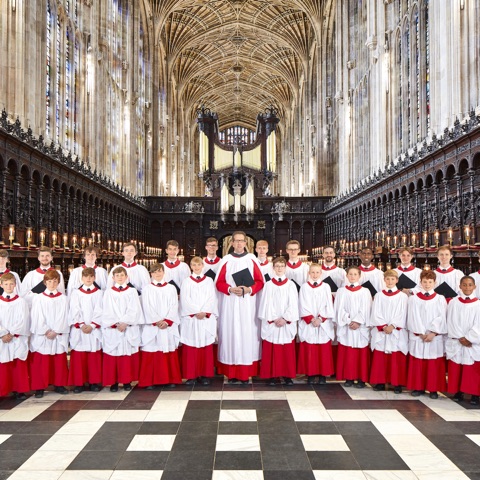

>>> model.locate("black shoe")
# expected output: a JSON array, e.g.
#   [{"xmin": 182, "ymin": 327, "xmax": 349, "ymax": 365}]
[
  {"xmin": 429, "ymin": 391, "xmax": 438, "ymax": 399},
  {"xmin": 73, "ymin": 386, "xmax": 84, "ymax": 394},
  {"xmin": 240, "ymin": 380, "xmax": 249, "ymax": 385},
  {"xmin": 411, "ymin": 390, "xmax": 424, "ymax": 397},
  {"xmin": 185, "ymin": 379, "xmax": 196, "ymax": 385},
  {"xmin": 284, "ymin": 377, "xmax": 294, "ymax": 386},
  {"xmin": 145, "ymin": 385, "xmax": 154, "ymax": 390},
  {"xmin": 91, "ymin": 384, "xmax": 102, "ymax": 392},
  {"xmin": 470, "ymin": 395, "xmax": 479, "ymax": 405},
  {"xmin": 228, "ymin": 378, "xmax": 238, "ymax": 383},
  {"xmin": 110, "ymin": 383, "xmax": 119, "ymax": 392},
  {"xmin": 354, "ymin": 380, "xmax": 366, "ymax": 389},
  {"xmin": 394, "ymin": 386, "xmax": 403, "ymax": 394},
  {"xmin": 344, "ymin": 380, "xmax": 354, "ymax": 387},
  {"xmin": 373, "ymin": 384, "xmax": 385, "ymax": 391},
  {"xmin": 165, "ymin": 383, "xmax": 176, "ymax": 388},
  {"xmin": 267, "ymin": 378, "xmax": 276, "ymax": 386},
  {"xmin": 318, "ymin": 376, "xmax": 327, "ymax": 385},
  {"xmin": 34, "ymin": 390, "xmax": 44, "ymax": 398},
  {"xmin": 453, "ymin": 392, "xmax": 464, "ymax": 402},
  {"xmin": 123, "ymin": 383, "xmax": 132, "ymax": 391},
  {"xmin": 198, "ymin": 377, "xmax": 210, "ymax": 386},
  {"xmin": 15, "ymin": 392, "xmax": 27, "ymax": 400},
  {"xmin": 307, "ymin": 376, "xmax": 316, "ymax": 385},
  {"xmin": 54, "ymin": 386, "xmax": 69, "ymax": 395}
]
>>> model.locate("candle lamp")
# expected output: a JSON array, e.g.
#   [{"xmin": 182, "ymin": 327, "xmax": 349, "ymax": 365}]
[
  {"xmin": 448, "ymin": 228, "xmax": 453, "ymax": 245},
  {"xmin": 411, "ymin": 234, "xmax": 416, "ymax": 247},
  {"xmin": 81, "ymin": 237, "xmax": 87, "ymax": 249},
  {"xmin": 119, "ymin": 242, "xmax": 123, "ymax": 251},
  {"xmin": 423, "ymin": 264, "xmax": 431, "ymax": 271},
  {"xmin": 465, "ymin": 226, "xmax": 471, "ymax": 246},
  {"xmin": 107, "ymin": 240, "xmax": 112, "ymax": 251},
  {"xmin": 68, "ymin": 264, "xmax": 75, "ymax": 275},
  {"xmin": 8, "ymin": 224, "xmax": 15, "ymax": 247},
  {"xmin": 72, "ymin": 234, "xmax": 78, "ymax": 249},
  {"xmin": 434, "ymin": 230, "xmax": 440, "ymax": 247},
  {"xmin": 402, "ymin": 234, "xmax": 407, "ymax": 247},
  {"xmin": 26, "ymin": 227, "xmax": 32, "ymax": 247},
  {"xmin": 376, "ymin": 231, "xmax": 380, "ymax": 246},
  {"xmin": 386, "ymin": 236, "xmax": 391, "ymax": 249},
  {"xmin": 381, "ymin": 231, "xmax": 385, "ymax": 247},
  {"xmin": 423, "ymin": 231, "xmax": 428, "ymax": 248},
  {"xmin": 52, "ymin": 231, "xmax": 58, "ymax": 247},
  {"xmin": 63, "ymin": 233, "xmax": 68, "ymax": 249},
  {"xmin": 113, "ymin": 240, "xmax": 117, "ymax": 252},
  {"xmin": 88, "ymin": 238, "xmax": 93, "ymax": 247},
  {"xmin": 97, "ymin": 233, "xmax": 101, "ymax": 248},
  {"xmin": 39, "ymin": 229, "xmax": 46, "ymax": 246},
  {"xmin": 393, "ymin": 235, "xmax": 398, "ymax": 248}
]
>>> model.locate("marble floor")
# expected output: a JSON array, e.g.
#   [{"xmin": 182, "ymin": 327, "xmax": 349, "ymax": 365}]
[{"xmin": 0, "ymin": 377, "xmax": 480, "ymax": 480}]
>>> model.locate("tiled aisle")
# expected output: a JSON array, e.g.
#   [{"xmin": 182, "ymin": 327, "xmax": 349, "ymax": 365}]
[{"xmin": 0, "ymin": 378, "xmax": 480, "ymax": 480}]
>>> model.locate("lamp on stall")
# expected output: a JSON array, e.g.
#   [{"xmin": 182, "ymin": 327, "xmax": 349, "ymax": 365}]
[
  {"xmin": 465, "ymin": 226, "xmax": 471, "ymax": 246},
  {"xmin": 26, "ymin": 227, "xmax": 32, "ymax": 247},
  {"xmin": 448, "ymin": 228, "xmax": 453, "ymax": 246},
  {"xmin": 51, "ymin": 231, "xmax": 58, "ymax": 247},
  {"xmin": 434, "ymin": 230, "xmax": 440, "ymax": 248},
  {"xmin": 63, "ymin": 233, "xmax": 68, "ymax": 250},
  {"xmin": 72, "ymin": 234, "xmax": 78, "ymax": 249},
  {"xmin": 81, "ymin": 237, "xmax": 87, "ymax": 249},
  {"xmin": 39, "ymin": 229, "xmax": 46, "ymax": 247},
  {"xmin": 8, "ymin": 224, "xmax": 15, "ymax": 248},
  {"xmin": 107, "ymin": 240, "xmax": 112, "ymax": 252}
]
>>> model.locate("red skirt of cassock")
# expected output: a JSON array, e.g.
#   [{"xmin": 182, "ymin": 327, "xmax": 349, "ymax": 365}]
[
  {"xmin": 297, "ymin": 341, "xmax": 335, "ymax": 377},
  {"xmin": 447, "ymin": 360, "xmax": 480, "ymax": 396},
  {"xmin": 369, "ymin": 350, "xmax": 408, "ymax": 386},
  {"xmin": 68, "ymin": 350, "xmax": 103, "ymax": 386},
  {"xmin": 406, "ymin": 355, "xmax": 446, "ymax": 392},
  {"xmin": 260, "ymin": 340, "xmax": 296, "ymax": 378},
  {"xmin": 180, "ymin": 344, "xmax": 214, "ymax": 379},
  {"xmin": 335, "ymin": 344, "xmax": 370, "ymax": 382},
  {"xmin": 29, "ymin": 352, "xmax": 69, "ymax": 390},
  {"xmin": 0, "ymin": 358, "xmax": 30, "ymax": 395},
  {"xmin": 217, "ymin": 361, "xmax": 260, "ymax": 381},
  {"xmin": 138, "ymin": 350, "xmax": 182, "ymax": 386},
  {"xmin": 102, "ymin": 352, "xmax": 140, "ymax": 386}
]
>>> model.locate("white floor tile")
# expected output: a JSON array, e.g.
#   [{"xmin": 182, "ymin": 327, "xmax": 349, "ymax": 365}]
[
  {"xmin": 292, "ymin": 409, "xmax": 333, "ymax": 422},
  {"xmin": 107, "ymin": 410, "xmax": 149, "ymax": 422},
  {"xmin": 216, "ymin": 434, "xmax": 260, "ymax": 451},
  {"xmin": 301, "ymin": 434, "xmax": 350, "ymax": 451},
  {"xmin": 58, "ymin": 471, "xmax": 113, "ymax": 480},
  {"xmin": 127, "ymin": 434, "xmax": 176, "ymax": 451},
  {"xmin": 0, "ymin": 434, "xmax": 11, "ymax": 445},
  {"xmin": 383, "ymin": 434, "xmax": 439, "ymax": 452},
  {"xmin": 92, "ymin": 389, "xmax": 131, "ymax": 400},
  {"xmin": 253, "ymin": 391, "xmax": 286, "ymax": 400},
  {"xmin": 190, "ymin": 391, "xmax": 223, "ymax": 401},
  {"xmin": 221, "ymin": 391, "xmax": 255, "ymax": 401},
  {"xmin": 150, "ymin": 399, "xmax": 189, "ymax": 413},
  {"xmin": 362, "ymin": 409, "xmax": 406, "ymax": 422},
  {"xmin": 55, "ymin": 420, "xmax": 105, "ymax": 435},
  {"xmin": 68, "ymin": 410, "xmax": 114, "ymax": 422},
  {"xmin": 17, "ymin": 450, "xmax": 79, "ymax": 471},
  {"xmin": 370, "ymin": 421, "xmax": 421, "ymax": 436},
  {"xmin": 219, "ymin": 409, "xmax": 257, "ymax": 422},
  {"xmin": 398, "ymin": 450, "xmax": 459, "ymax": 471},
  {"xmin": 212, "ymin": 471, "xmax": 264, "ymax": 480},
  {"xmin": 363, "ymin": 471, "xmax": 419, "ymax": 479},
  {"xmin": 413, "ymin": 470, "xmax": 470, "ymax": 479},
  {"xmin": 157, "ymin": 391, "xmax": 191, "ymax": 400},
  {"xmin": 327, "ymin": 409, "xmax": 369, "ymax": 421},
  {"xmin": 7, "ymin": 471, "xmax": 63, "ymax": 480},
  {"xmin": 466, "ymin": 434, "xmax": 480, "ymax": 447},
  {"xmin": 313, "ymin": 471, "xmax": 367, "ymax": 480},
  {"xmin": 39, "ymin": 434, "xmax": 93, "ymax": 451},
  {"xmin": 110, "ymin": 471, "xmax": 163, "ymax": 480}
]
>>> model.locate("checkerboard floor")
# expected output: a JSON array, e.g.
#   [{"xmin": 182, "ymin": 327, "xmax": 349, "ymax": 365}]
[{"xmin": 0, "ymin": 377, "xmax": 480, "ymax": 480}]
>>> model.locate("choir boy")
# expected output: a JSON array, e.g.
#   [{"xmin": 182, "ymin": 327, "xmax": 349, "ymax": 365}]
[
  {"xmin": 162, "ymin": 240, "xmax": 191, "ymax": 293},
  {"xmin": 139, "ymin": 263, "xmax": 181, "ymax": 388},
  {"xmin": 215, "ymin": 231, "xmax": 264, "ymax": 383},
  {"xmin": 470, "ymin": 260, "xmax": 480, "ymax": 299},
  {"xmin": 180, "ymin": 256, "xmax": 218, "ymax": 385},
  {"xmin": 0, "ymin": 273, "xmax": 30, "ymax": 399},
  {"xmin": 67, "ymin": 246, "xmax": 108, "ymax": 295},
  {"xmin": 367, "ymin": 270, "xmax": 409, "ymax": 394},
  {"xmin": 256, "ymin": 240, "xmax": 274, "ymax": 283},
  {"xmin": 435, "ymin": 245, "xmax": 464, "ymax": 299},
  {"xmin": 320, "ymin": 246, "xmax": 346, "ymax": 294},
  {"xmin": 258, "ymin": 256, "xmax": 299, "ymax": 385},
  {"xmin": 68, "ymin": 267, "xmax": 104, "ymax": 393},
  {"xmin": 297, "ymin": 263, "xmax": 335, "ymax": 384},
  {"xmin": 102, "ymin": 266, "xmax": 144, "ymax": 391},
  {"xmin": 394, "ymin": 247, "xmax": 422, "ymax": 293},
  {"xmin": 203, "ymin": 237, "xmax": 221, "ymax": 278},
  {"xmin": 358, "ymin": 247, "xmax": 384, "ymax": 296},
  {"xmin": 0, "ymin": 250, "xmax": 22, "ymax": 294},
  {"xmin": 406, "ymin": 270, "xmax": 447, "ymax": 399},
  {"xmin": 21, "ymin": 247, "xmax": 65, "ymax": 306},
  {"xmin": 334, "ymin": 266, "xmax": 372, "ymax": 388},
  {"xmin": 446, "ymin": 275, "xmax": 480, "ymax": 405},
  {"xmin": 29, "ymin": 269, "xmax": 69, "ymax": 398},
  {"xmin": 108, "ymin": 242, "xmax": 150, "ymax": 293},
  {"xmin": 285, "ymin": 240, "xmax": 309, "ymax": 288}
]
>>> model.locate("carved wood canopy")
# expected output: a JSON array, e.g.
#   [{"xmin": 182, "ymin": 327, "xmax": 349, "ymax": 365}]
[{"xmin": 147, "ymin": 0, "xmax": 320, "ymax": 129}]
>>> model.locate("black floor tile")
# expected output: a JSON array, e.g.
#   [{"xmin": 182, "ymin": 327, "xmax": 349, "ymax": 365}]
[
  {"xmin": 83, "ymin": 400, "xmax": 123, "ymax": 410},
  {"xmin": 32, "ymin": 409, "xmax": 78, "ymax": 422},
  {"xmin": 409, "ymin": 420, "xmax": 465, "ymax": 435},
  {"xmin": 427, "ymin": 434, "xmax": 478, "ymax": 451},
  {"xmin": 450, "ymin": 422, "xmax": 480, "ymax": 434},
  {"xmin": 182, "ymin": 408, "xmax": 219, "ymax": 422},
  {"xmin": 177, "ymin": 421, "xmax": 218, "ymax": 435},
  {"xmin": 257, "ymin": 420, "xmax": 299, "ymax": 435},
  {"xmin": 296, "ymin": 422, "xmax": 339, "ymax": 434},
  {"xmin": 214, "ymin": 451, "xmax": 262, "ymax": 469},
  {"xmin": 67, "ymin": 450, "xmax": 124, "ymax": 469},
  {"xmin": 185, "ymin": 400, "xmax": 221, "ymax": 409},
  {"xmin": 264, "ymin": 471, "xmax": 316, "ymax": 480},
  {"xmin": 256, "ymin": 409, "xmax": 295, "ymax": 423},
  {"xmin": 218, "ymin": 421, "xmax": 258, "ymax": 435},
  {"xmin": 164, "ymin": 449, "xmax": 215, "ymax": 470},
  {"xmin": 441, "ymin": 450, "xmax": 480, "ymax": 471},
  {"xmin": 96, "ymin": 422, "xmax": 143, "ymax": 435},
  {"xmin": 334, "ymin": 421, "xmax": 381, "ymax": 436},
  {"xmin": 17, "ymin": 421, "xmax": 66, "ymax": 435},
  {"xmin": 255, "ymin": 400, "xmax": 291, "ymax": 411},
  {"xmin": 46, "ymin": 399, "xmax": 88, "ymax": 410},
  {"xmin": 465, "ymin": 472, "xmax": 480, "ymax": 480},
  {"xmin": 0, "ymin": 450, "xmax": 36, "ymax": 470},
  {"xmin": 259, "ymin": 433, "xmax": 305, "ymax": 452},
  {"xmin": 83, "ymin": 432, "xmax": 137, "ymax": 451},
  {"xmin": 116, "ymin": 451, "xmax": 169, "ymax": 470},
  {"xmin": 221, "ymin": 400, "xmax": 257, "ymax": 409},
  {"xmin": 0, "ymin": 422, "xmax": 28, "ymax": 434},
  {"xmin": 307, "ymin": 451, "xmax": 360, "ymax": 470},
  {"xmin": 0, "ymin": 434, "xmax": 51, "ymax": 451},
  {"xmin": 172, "ymin": 433, "xmax": 217, "ymax": 450},
  {"xmin": 262, "ymin": 450, "xmax": 311, "ymax": 471},
  {"xmin": 160, "ymin": 470, "xmax": 212, "ymax": 480},
  {"xmin": 137, "ymin": 422, "xmax": 180, "ymax": 434},
  {"xmin": 0, "ymin": 472, "xmax": 13, "ymax": 480}
]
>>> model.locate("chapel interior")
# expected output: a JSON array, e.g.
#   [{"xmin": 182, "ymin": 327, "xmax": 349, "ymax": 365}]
[{"xmin": 1, "ymin": 1, "xmax": 480, "ymax": 479}]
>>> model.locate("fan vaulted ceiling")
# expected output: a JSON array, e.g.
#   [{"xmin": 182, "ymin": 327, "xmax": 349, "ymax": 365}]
[{"xmin": 147, "ymin": 0, "xmax": 322, "ymax": 129}]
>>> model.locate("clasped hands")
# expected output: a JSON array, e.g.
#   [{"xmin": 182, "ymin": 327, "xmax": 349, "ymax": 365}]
[{"xmin": 230, "ymin": 286, "xmax": 252, "ymax": 297}]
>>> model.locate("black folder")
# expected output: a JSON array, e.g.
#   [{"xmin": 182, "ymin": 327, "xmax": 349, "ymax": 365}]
[
  {"xmin": 434, "ymin": 282, "xmax": 458, "ymax": 298},
  {"xmin": 232, "ymin": 268, "xmax": 255, "ymax": 287},
  {"xmin": 0, "ymin": 286, "xmax": 3, "ymax": 295},
  {"xmin": 362, "ymin": 280, "xmax": 377, "ymax": 298},
  {"xmin": 264, "ymin": 273, "xmax": 271, "ymax": 282},
  {"xmin": 31, "ymin": 280, "xmax": 47, "ymax": 294},
  {"xmin": 322, "ymin": 275, "xmax": 338, "ymax": 293},
  {"xmin": 169, "ymin": 279, "xmax": 180, "ymax": 295},
  {"xmin": 204, "ymin": 269, "xmax": 216, "ymax": 281},
  {"xmin": 291, "ymin": 279, "xmax": 301, "ymax": 293},
  {"xmin": 397, "ymin": 274, "xmax": 417, "ymax": 290},
  {"xmin": 127, "ymin": 282, "xmax": 141, "ymax": 296}
]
